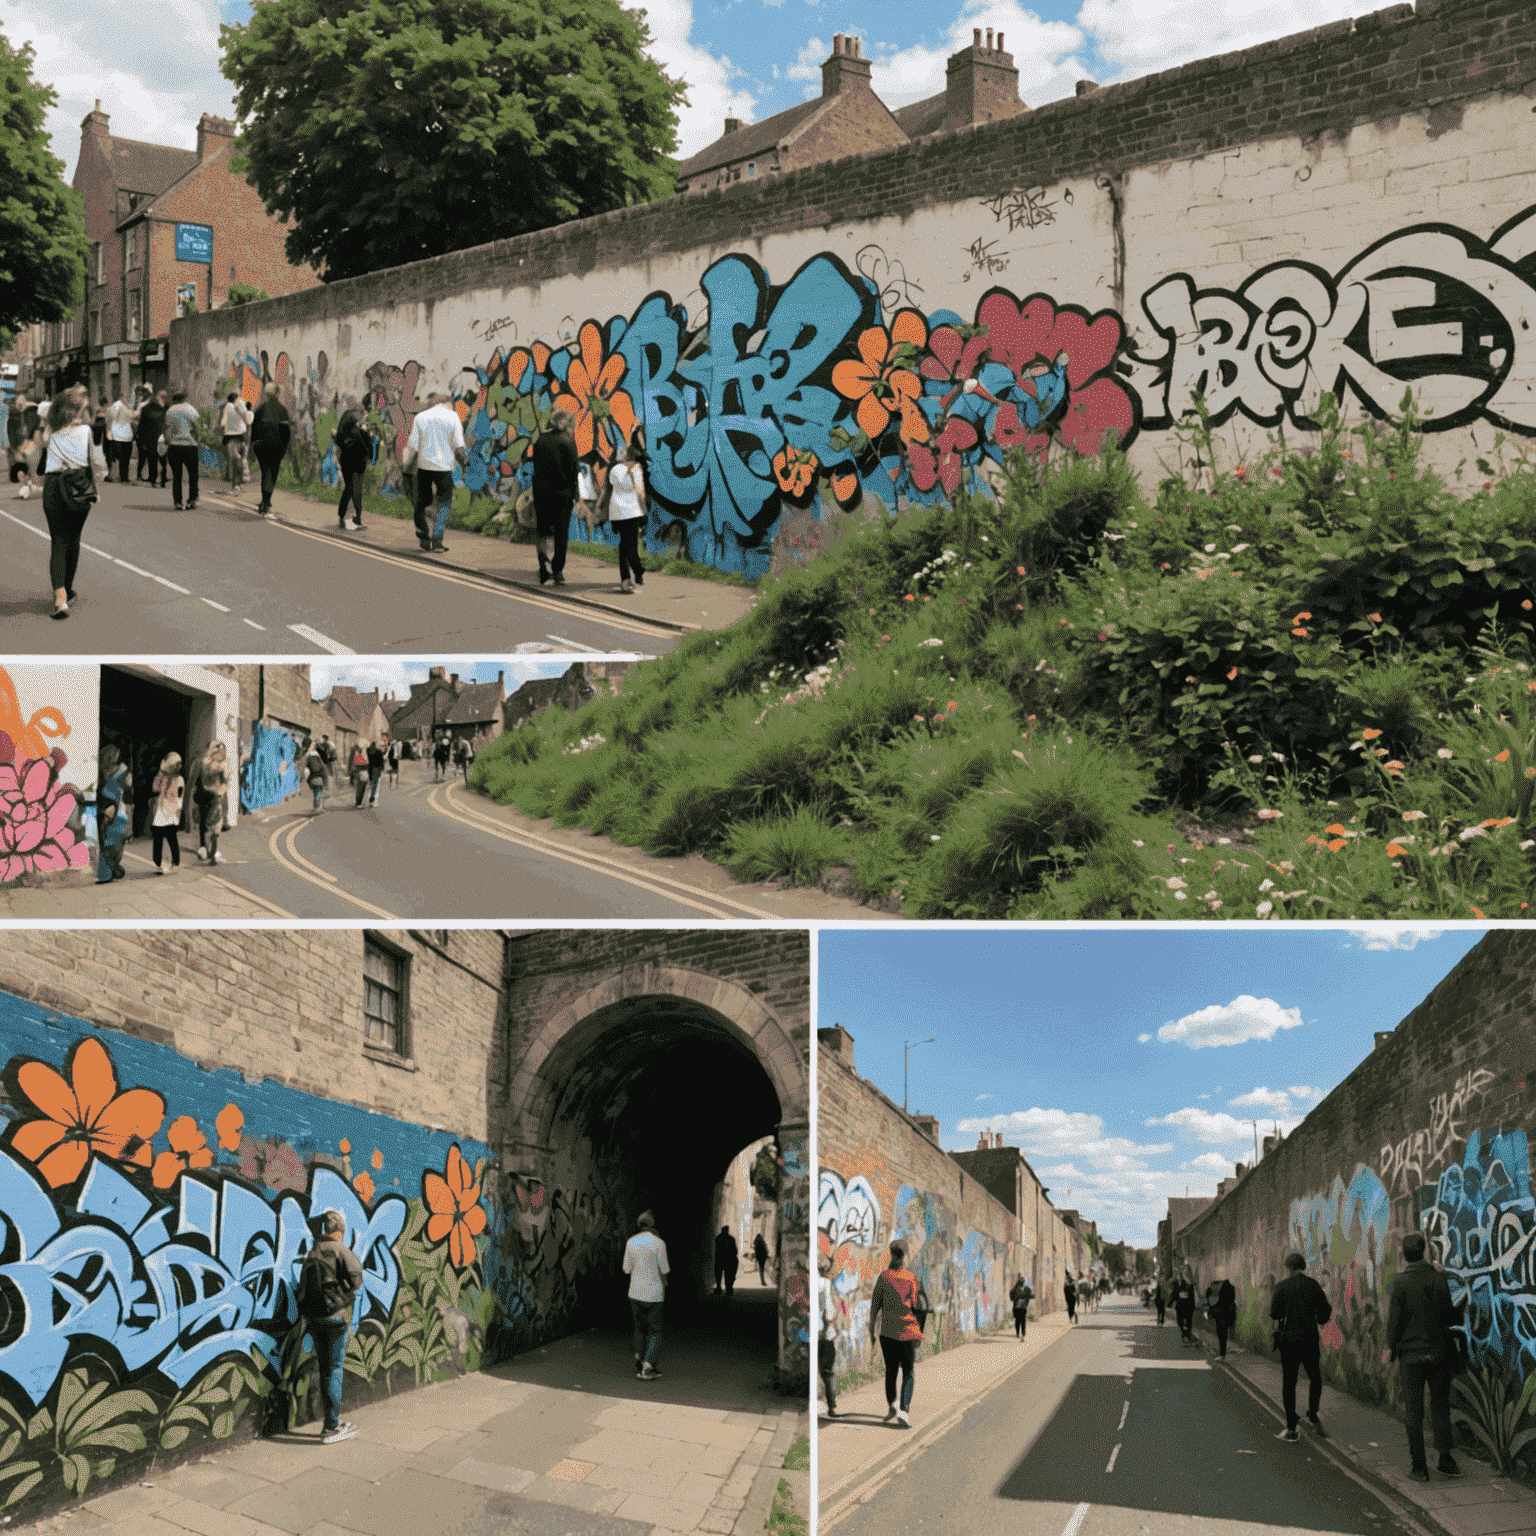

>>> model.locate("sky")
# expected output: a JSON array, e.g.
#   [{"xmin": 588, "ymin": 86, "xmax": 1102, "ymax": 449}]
[
  {"xmin": 818, "ymin": 925, "xmax": 1486, "ymax": 1250},
  {"xmin": 13, "ymin": 0, "xmax": 1381, "ymax": 181},
  {"xmin": 309, "ymin": 659, "xmax": 568, "ymax": 701}
]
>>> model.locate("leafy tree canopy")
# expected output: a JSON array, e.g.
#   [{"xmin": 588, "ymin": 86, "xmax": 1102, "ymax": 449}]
[
  {"xmin": 0, "ymin": 31, "xmax": 88, "ymax": 337},
  {"xmin": 221, "ymin": 0, "xmax": 685, "ymax": 282},
  {"xmin": 224, "ymin": 282, "xmax": 269, "ymax": 306}
]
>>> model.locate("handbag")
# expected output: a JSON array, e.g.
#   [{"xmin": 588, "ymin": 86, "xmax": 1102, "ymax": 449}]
[
  {"xmin": 913, "ymin": 1283, "xmax": 931, "ymax": 1335},
  {"xmin": 577, "ymin": 462, "xmax": 598, "ymax": 503},
  {"xmin": 57, "ymin": 464, "xmax": 98, "ymax": 515}
]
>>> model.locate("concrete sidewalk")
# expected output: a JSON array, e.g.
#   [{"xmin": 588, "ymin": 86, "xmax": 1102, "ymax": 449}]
[
  {"xmin": 18, "ymin": 1347, "xmax": 807, "ymax": 1536},
  {"xmin": 817, "ymin": 1310, "xmax": 1077, "ymax": 1523},
  {"xmin": 0, "ymin": 845, "xmax": 293, "ymax": 919},
  {"xmin": 201, "ymin": 479, "xmax": 755, "ymax": 637}
]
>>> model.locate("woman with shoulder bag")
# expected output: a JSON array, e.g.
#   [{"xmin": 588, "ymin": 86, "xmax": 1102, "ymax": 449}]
[
  {"xmin": 599, "ymin": 440, "xmax": 649, "ymax": 594},
  {"xmin": 148, "ymin": 752, "xmax": 185, "ymax": 873},
  {"xmin": 41, "ymin": 389, "xmax": 105, "ymax": 620}
]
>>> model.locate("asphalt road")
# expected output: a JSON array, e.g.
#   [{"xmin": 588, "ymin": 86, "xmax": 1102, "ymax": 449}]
[
  {"xmin": 0, "ymin": 478, "xmax": 677, "ymax": 655},
  {"xmin": 218, "ymin": 760, "xmax": 789, "ymax": 918},
  {"xmin": 834, "ymin": 1296, "xmax": 1413, "ymax": 1536}
]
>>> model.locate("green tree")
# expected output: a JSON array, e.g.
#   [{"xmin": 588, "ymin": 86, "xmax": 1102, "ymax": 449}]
[
  {"xmin": 0, "ymin": 31, "xmax": 88, "ymax": 340},
  {"xmin": 224, "ymin": 282, "xmax": 269, "ymax": 306},
  {"xmin": 220, "ymin": 0, "xmax": 685, "ymax": 282},
  {"xmin": 751, "ymin": 1145, "xmax": 780, "ymax": 1203},
  {"xmin": 1134, "ymin": 1248, "xmax": 1154, "ymax": 1280}
]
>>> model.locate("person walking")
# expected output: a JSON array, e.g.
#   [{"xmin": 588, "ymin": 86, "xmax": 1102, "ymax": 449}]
[
  {"xmin": 1213, "ymin": 1277, "xmax": 1237, "ymax": 1359},
  {"xmin": 1174, "ymin": 1275, "xmax": 1197, "ymax": 1343},
  {"xmin": 869, "ymin": 1240, "xmax": 923, "ymax": 1427},
  {"xmin": 599, "ymin": 440, "xmax": 648, "ymax": 593},
  {"xmin": 714, "ymin": 1226, "xmax": 739, "ymax": 1299},
  {"xmin": 333, "ymin": 405, "xmax": 374, "ymax": 531},
  {"xmin": 624, "ymin": 1210, "xmax": 669, "ymax": 1381},
  {"xmin": 433, "ymin": 734, "xmax": 450, "ymax": 783},
  {"xmin": 303, "ymin": 740, "xmax": 329, "ymax": 812},
  {"xmin": 386, "ymin": 739, "xmax": 400, "ymax": 787},
  {"xmin": 453, "ymin": 735, "xmax": 472, "ymax": 784},
  {"xmin": 530, "ymin": 409, "xmax": 578, "ymax": 584},
  {"xmin": 94, "ymin": 744, "xmax": 131, "ymax": 884},
  {"xmin": 148, "ymin": 752, "xmax": 184, "ymax": 873},
  {"xmin": 365, "ymin": 740, "xmax": 386, "ymax": 806},
  {"xmin": 1010, "ymin": 1275, "xmax": 1033, "ymax": 1340},
  {"xmin": 1154, "ymin": 1282, "xmax": 1167, "ymax": 1326},
  {"xmin": 1387, "ymin": 1231, "xmax": 1463, "ymax": 1481},
  {"xmin": 298, "ymin": 1209, "xmax": 363, "ymax": 1444},
  {"xmin": 1270, "ymin": 1251, "xmax": 1333, "ymax": 1442},
  {"xmin": 163, "ymin": 390, "xmax": 202, "ymax": 510},
  {"xmin": 8, "ymin": 392, "xmax": 30, "ymax": 494},
  {"xmin": 139, "ymin": 390, "xmax": 169, "ymax": 487},
  {"xmin": 349, "ymin": 742, "xmax": 369, "ymax": 806},
  {"xmin": 251, "ymin": 383, "xmax": 291, "ymax": 516},
  {"xmin": 819, "ymin": 1326, "xmax": 839, "ymax": 1419},
  {"xmin": 404, "ymin": 389, "xmax": 466, "ymax": 552},
  {"xmin": 753, "ymin": 1231, "xmax": 770, "ymax": 1285},
  {"xmin": 39, "ymin": 391, "xmax": 105, "ymax": 619},
  {"xmin": 105, "ymin": 390, "xmax": 134, "ymax": 482},
  {"xmin": 220, "ymin": 392, "xmax": 250, "ymax": 492},
  {"xmin": 191, "ymin": 741, "xmax": 230, "ymax": 864},
  {"xmin": 1064, "ymin": 1274, "xmax": 1077, "ymax": 1323}
]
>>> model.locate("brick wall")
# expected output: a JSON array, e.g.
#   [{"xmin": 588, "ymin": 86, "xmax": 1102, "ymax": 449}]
[{"xmin": 1173, "ymin": 932, "xmax": 1536, "ymax": 1460}]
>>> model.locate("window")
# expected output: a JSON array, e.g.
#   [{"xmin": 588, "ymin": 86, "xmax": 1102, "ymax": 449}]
[
  {"xmin": 90, "ymin": 310, "xmax": 100, "ymax": 345},
  {"xmin": 363, "ymin": 936, "xmax": 409, "ymax": 1054},
  {"xmin": 126, "ymin": 229, "xmax": 138, "ymax": 271},
  {"xmin": 94, "ymin": 242, "xmax": 104, "ymax": 286},
  {"xmin": 127, "ymin": 291, "xmax": 140, "ymax": 342}
]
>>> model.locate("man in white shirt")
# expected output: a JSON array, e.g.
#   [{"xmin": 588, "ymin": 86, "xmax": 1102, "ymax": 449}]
[
  {"xmin": 403, "ymin": 390, "xmax": 468, "ymax": 552},
  {"xmin": 220, "ymin": 392, "xmax": 251, "ymax": 491},
  {"xmin": 623, "ymin": 1210, "xmax": 669, "ymax": 1380},
  {"xmin": 105, "ymin": 391, "xmax": 134, "ymax": 481}
]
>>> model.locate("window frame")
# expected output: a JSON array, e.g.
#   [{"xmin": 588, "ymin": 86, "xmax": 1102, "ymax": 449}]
[{"xmin": 362, "ymin": 931, "xmax": 412, "ymax": 1060}]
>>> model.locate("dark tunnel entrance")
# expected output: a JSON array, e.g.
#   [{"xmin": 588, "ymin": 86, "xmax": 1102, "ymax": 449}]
[{"xmin": 495, "ymin": 992, "xmax": 792, "ymax": 1389}]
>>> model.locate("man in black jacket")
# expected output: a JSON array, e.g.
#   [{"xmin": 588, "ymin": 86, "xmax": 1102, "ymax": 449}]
[
  {"xmin": 1213, "ymin": 1277, "xmax": 1238, "ymax": 1359},
  {"xmin": 530, "ymin": 409, "xmax": 578, "ymax": 585},
  {"xmin": 1388, "ymin": 1231, "xmax": 1463, "ymax": 1481},
  {"xmin": 1270, "ymin": 1252, "xmax": 1333, "ymax": 1440},
  {"xmin": 300, "ymin": 1209, "xmax": 363, "ymax": 1444},
  {"xmin": 250, "ymin": 384, "xmax": 292, "ymax": 516}
]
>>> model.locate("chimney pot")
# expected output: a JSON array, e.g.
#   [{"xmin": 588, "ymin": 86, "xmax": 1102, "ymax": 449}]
[
  {"xmin": 986, "ymin": 27, "xmax": 993, "ymax": 48},
  {"xmin": 723, "ymin": 115, "xmax": 741, "ymax": 134},
  {"xmin": 833, "ymin": 32, "xmax": 843, "ymax": 52},
  {"xmin": 973, "ymin": 27, "xmax": 981, "ymax": 44},
  {"xmin": 997, "ymin": 32, "xmax": 1004, "ymax": 49}
]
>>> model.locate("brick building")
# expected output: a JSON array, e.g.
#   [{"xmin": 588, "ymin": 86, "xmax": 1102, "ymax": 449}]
[
  {"xmin": 442, "ymin": 675, "xmax": 507, "ymax": 747},
  {"xmin": 675, "ymin": 30, "xmax": 1027, "ymax": 195},
  {"xmin": 321, "ymin": 685, "xmax": 390, "ymax": 756},
  {"xmin": 36, "ymin": 103, "xmax": 322, "ymax": 402},
  {"xmin": 386, "ymin": 666, "xmax": 464, "ymax": 743}
]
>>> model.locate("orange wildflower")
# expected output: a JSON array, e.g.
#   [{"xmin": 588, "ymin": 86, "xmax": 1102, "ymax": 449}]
[
  {"xmin": 152, "ymin": 1114, "xmax": 214, "ymax": 1189},
  {"xmin": 1324, "ymin": 823, "xmax": 1348, "ymax": 836},
  {"xmin": 1368, "ymin": 612, "xmax": 1382, "ymax": 623},
  {"xmin": 552, "ymin": 322, "xmax": 636, "ymax": 462},
  {"xmin": 831, "ymin": 313, "xmax": 930, "ymax": 445},
  {"xmin": 1327, "ymin": 838, "xmax": 1348, "ymax": 851},
  {"xmin": 424, "ymin": 1144, "xmax": 488, "ymax": 1269},
  {"xmin": 10, "ymin": 1037, "xmax": 164, "ymax": 1187},
  {"xmin": 215, "ymin": 1102, "xmax": 244, "ymax": 1151},
  {"xmin": 1472, "ymin": 906, "xmax": 1487, "ymax": 919},
  {"xmin": 1386, "ymin": 843, "xmax": 1407, "ymax": 857},
  {"xmin": 1362, "ymin": 729, "xmax": 1382, "ymax": 740},
  {"xmin": 1294, "ymin": 612, "xmax": 1312, "ymax": 623},
  {"xmin": 1292, "ymin": 627, "xmax": 1308, "ymax": 637},
  {"xmin": 1495, "ymin": 749, "xmax": 1511, "ymax": 762}
]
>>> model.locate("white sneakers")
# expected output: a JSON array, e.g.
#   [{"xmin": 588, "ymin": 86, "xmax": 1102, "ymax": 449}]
[
  {"xmin": 320, "ymin": 1422, "xmax": 356, "ymax": 1444},
  {"xmin": 346, "ymin": 518, "xmax": 362, "ymax": 531},
  {"xmin": 17, "ymin": 485, "xmax": 29, "ymax": 499},
  {"xmin": 896, "ymin": 1409, "xmax": 910, "ymax": 1427}
]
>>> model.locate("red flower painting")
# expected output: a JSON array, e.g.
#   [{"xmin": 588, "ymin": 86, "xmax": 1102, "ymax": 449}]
[{"xmin": 0, "ymin": 757, "xmax": 89, "ymax": 884}]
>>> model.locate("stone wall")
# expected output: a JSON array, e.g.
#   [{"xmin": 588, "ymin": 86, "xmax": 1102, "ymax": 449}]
[
  {"xmin": 168, "ymin": 1, "xmax": 1536, "ymax": 577},
  {"xmin": 1172, "ymin": 931, "xmax": 1536, "ymax": 1470}
]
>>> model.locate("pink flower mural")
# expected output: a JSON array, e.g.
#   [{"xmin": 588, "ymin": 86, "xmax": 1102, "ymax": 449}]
[{"xmin": 0, "ymin": 757, "xmax": 89, "ymax": 884}]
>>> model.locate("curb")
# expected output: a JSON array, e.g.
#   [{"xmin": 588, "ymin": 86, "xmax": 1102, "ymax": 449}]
[
  {"xmin": 734, "ymin": 1412, "xmax": 806, "ymax": 1535},
  {"xmin": 198, "ymin": 489, "xmax": 700, "ymax": 635}
]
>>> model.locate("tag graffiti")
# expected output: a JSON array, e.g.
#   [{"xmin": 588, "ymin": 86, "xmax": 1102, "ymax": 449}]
[{"xmin": 1379, "ymin": 1068, "xmax": 1497, "ymax": 1194}]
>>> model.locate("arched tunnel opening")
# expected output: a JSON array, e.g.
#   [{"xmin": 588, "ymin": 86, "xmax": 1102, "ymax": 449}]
[{"xmin": 494, "ymin": 993, "xmax": 790, "ymax": 1388}]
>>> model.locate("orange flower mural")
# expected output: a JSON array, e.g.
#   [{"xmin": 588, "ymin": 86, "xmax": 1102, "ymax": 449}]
[
  {"xmin": 9, "ymin": 1036, "xmax": 164, "ymax": 1186},
  {"xmin": 152, "ymin": 1115, "xmax": 214, "ymax": 1189},
  {"xmin": 553, "ymin": 322, "xmax": 636, "ymax": 462},
  {"xmin": 832, "ymin": 313, "xmax": 930, "ymax": 446},
  {"xmin": 353, "ymin": 1171, "xmax": 376, "ymax": 1204},
  {"xmin": 423, "ymin": 1143, "xmax": 487, "ymax": 1269},
  {"xmin": 772, "ymin": 445, "xmax": 819, "ymax": 497},
  {"xmin": 216, "ymin": 1102, "xmax": 244, "ymax": 1151}
]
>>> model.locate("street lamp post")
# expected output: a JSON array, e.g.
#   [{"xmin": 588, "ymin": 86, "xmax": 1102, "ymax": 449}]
[{"xmin": 904, "ymin": 1036, "xmax": 936, "ymax": 1113}]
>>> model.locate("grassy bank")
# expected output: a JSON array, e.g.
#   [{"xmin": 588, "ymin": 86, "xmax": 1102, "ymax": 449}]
[{"xmin": 470, "ymin": 395, "xmax": 1536, "ymax": 918}]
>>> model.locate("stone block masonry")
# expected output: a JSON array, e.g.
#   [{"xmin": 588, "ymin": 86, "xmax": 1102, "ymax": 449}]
[
  {"xmin": 170, "ymin": 1, "xmax": 1536, "ymax": 579},
  {"xmin": 1171, "ymin": 931, "xmax": 1536, "ymax": 1472}
]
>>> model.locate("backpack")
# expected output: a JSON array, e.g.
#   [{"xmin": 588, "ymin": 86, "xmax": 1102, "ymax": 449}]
[
  {"xmin": 297, "ymin": 1240, "xmax": 355, "ymax": 1320},
  {"xmin": 336, "ymin": 415, "xmax": 364, "ymax": 456}
]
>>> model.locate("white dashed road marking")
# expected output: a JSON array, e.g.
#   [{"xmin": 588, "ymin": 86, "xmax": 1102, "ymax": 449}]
[
  {"xmin": 243, "ymin": 618, "xmax": 265, "ymax": 630},
  {"xmin": 1105, "ymin": 1444, "xmax": 1121, "ymax": 1473},
  {"xmin": 202, "ymin": 598, "xmax": 230, "ymax": 612},
  {"xmin": 287, "ymin": 623, "xmax": 355, "ymax": 655},
  {"xmin": 1117, "ymin": 1401, "xmax": 1129, "ymax": 1431}
]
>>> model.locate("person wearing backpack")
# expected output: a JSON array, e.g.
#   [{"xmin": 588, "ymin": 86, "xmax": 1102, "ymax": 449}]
[
  {"xmin": 333, "ymin": 406, "xmax": 374, "ymax": 531},
  {"xmin": 299, "ymin": 1209, "xmax": 363, "ymax": 1444},
  {"xmin": 220, "ymin": 392, "xmax": 250, "ymax": 492}
]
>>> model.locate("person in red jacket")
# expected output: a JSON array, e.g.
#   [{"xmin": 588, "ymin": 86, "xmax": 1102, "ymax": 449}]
[{"xmin": 870, "ymin": 1241, "xmax": 924, "ymax": 1427}]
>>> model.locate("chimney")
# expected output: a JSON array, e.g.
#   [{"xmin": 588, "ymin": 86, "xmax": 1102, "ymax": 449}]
[
  {"xmin": 816, "ymin": 1025, "xmax": 854, "ymax": 1066},
  {"xmin": 912, "ymin": 1113, "xmax": 940, "ymax": 1144},
  {"xmin": 723, "ymin": 116, "xmax": 741, "ymax": 134},
  {"xmin": 1262, "ymin": 1134, "xmax": 1280, "ymax": 1158},
  {"xmin": 976, "ymin": 1132, "xmax": 989, "ymax": 1150},
  {"xmin": 82, "ymin": 100, "xmax": 111, "ymax": 152},
  {"xmin": 450, "ymin": 673, "xmax": 459, "ymax": 687},
  {"xmin": 428, "ymin": 666, "xmax": 445, "ymax": 679},
  {"xmin": 822, "ymin": 34, "xmax": 872, "ymax": 97},
  {"xmin": 1075, "ymin": 79, "xmax": 1100, "ymax": 96},
  {"xmin": 497, "ymin": 670, "xmax": 503, "ymax": 684},
  {"xmin": 196, "ymin": 112, "xmax": 235, "ymax": 160},
  {"xmin": 944, "ymin": 29, "xmax": 1026, "ymax": 131},
  {"xmin": 1374, "ymin": 1030, "xmax": 1394, "ymax": 1050}
]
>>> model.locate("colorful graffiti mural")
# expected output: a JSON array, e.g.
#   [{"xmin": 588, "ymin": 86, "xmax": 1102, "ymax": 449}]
[
  {"xmin": 0, "ymin": 668, "xmax": 89, "ymax": 887},
  {"xmin": 0, "ymin": 991, "xmax": 500, "ymax": 1516},
  {"xmin": 239, "ymin": 723, "xmax": 298, "ymax": 814}
]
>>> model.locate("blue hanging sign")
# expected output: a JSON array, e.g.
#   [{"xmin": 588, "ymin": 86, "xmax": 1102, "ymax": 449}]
[{"xmin": 175, "ymin": 222, "xmax": 214, "ymax": 263}]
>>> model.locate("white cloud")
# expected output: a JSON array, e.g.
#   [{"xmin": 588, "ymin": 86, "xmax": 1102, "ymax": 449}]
[
  {"xmin": 645, "ymin": 0, "xmax": 758, "ymax": 157},
  {"xmin": 1185, "ymin": 1151, "xmax": 1233, "ymax": 1172},
  {"xmin": 1288, "ymin": 1085, "xmax": 1324, "ymax": 1103},
  {"xmin": 5, "ymin": 0, "xmax": 235, "ymax": 180},
  {"xmin": 957, "ymin": 1107, "xmax": 1170, "ymax": 1167},
  {"xmin": 1146, "ymin": 1106, "xmax": 1300, "ymax": 1143},
  {"xmin": 1227, "ymin": 1085, "xmax": 1292, "ymax": 1112},
  {"xmin": 1157, "ymin": 995, "xmax": 1303, "ymax": 1049},
  {"xmin": 1077, "ymin": 0, "xmax": 1365, "ymax": 82},
  {"xmin": 1345, "ymin": 927, "xmax": 1446, "ymax": 952},
  {"xmin": 787, "ymin": 37, "xmax": 825, "ymax": 93},
  {"xmin": 869, "ymin": 0, "xmax": 1087, "ymax": 111},
  {"xmin": 1137, "ymin": 1032, "xmax": 1151, "ymax": 1043},
  {"xmin": 974, "ymin": 1092, "xmax": 993, "ymax": 1100}
]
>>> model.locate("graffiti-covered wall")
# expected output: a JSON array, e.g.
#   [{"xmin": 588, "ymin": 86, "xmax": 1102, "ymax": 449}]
[
  {"xmin": 0, "ymin": 978, "xmax": 502, "ymax": 1524},
  {"xmin": 171, "ymin": 2, "xmax": 1536, "ymax": 577},
  {"xmin": 1174, "ymin": 932, "xmax": 1536, "ymax": 1473},
  {"xmin": 817, "ymin": 1042, "xmax": 1015, "ymax": 1378}
]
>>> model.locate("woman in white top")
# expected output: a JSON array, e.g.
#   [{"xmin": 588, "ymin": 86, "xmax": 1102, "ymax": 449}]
[
  {"xmin": 41, "ymin": 388, "xmax": 106, "ymax": 620},
  {"xmin": 602, "ymin": 440, "xmax": 648, "ymax": 594},
  {"xmin": 106, "ymin": 392, "xmax": 134, "ymax": 481},
  {"xmin": 149, "ymin": 752, "xmax": 185, "ymax": 872}
]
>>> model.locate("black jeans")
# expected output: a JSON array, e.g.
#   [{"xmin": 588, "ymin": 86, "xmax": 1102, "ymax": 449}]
[
  {"xmin": 136, "ymin": 438, "xmax": 160, "ymax": 481},
  {"xmin": 42, "ymin": 474, "xmax": 90, "ymax": 594},
  {"xmin": 168, "ymin": 444, "xmax": 199, "ymax": 506},
  {"xmin": 1280, "ymin": 1335, "xmax": 1323, "ymax": 1429},
  {"xmin": 255, "ymin": 445, "xmax": 283, "ymax": 511},
  {"xmin": 616, "ymin": 519, "xmax": 645, "ymax": 582},
  {"xmin": 415, "ymin": 468, "xmax": 454, "ymax": 544},
  {"xmin": 337, "ymin": 465, "xmax": 366, "ymax": 523},
  {"xmin": 880, "ymin": 1336, "xmax": 916, "ymax": 1412},
  {"xmin": 1177, "ymin": 1304, "xmax": 1194, "ymax": 1340},
  {"xmin": 196, "ymin": 796, "xmax": 221, "ymax": 859},
  {"xmin": 631, "ymin": 1299, "xmax": 664, "ymax": 1368},
  {"xmin": 105, "ymin": 441, "xmax": 131, "ymax": 480},
  {"xmin": 821, "ymin": 1369, "xmax": 838, "ymax": 1413},
  {"xmin": 1215, "ymin": 1317, "xmax": 1230, "ymax": 1357},
  {"xmin": 535, "ymin": 498, "xmax": 570, "ymax": 576},
  {"xmin": 152, "ymin": 826, "xmax": 180, "ymax": 868},
  {"xmin": 1401, "ymin": 1357, "xmax": 1454, "ymax": 1469},
  {"xmin": 1014, "ymin": 1310, "xmax": 1028, "ymax": 1339}
]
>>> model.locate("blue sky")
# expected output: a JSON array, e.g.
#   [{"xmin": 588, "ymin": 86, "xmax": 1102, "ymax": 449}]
[
  {"xmin": 17, "ymin": 0, "xmax": 1379, "ymax": 181},
  {"xmin": 309, "ymin": 660, "xmax": 569, "ymax": 702},
  {"xmin": 818, "ymin": 926, "xmax": 1485, "ymax": 1249}
]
